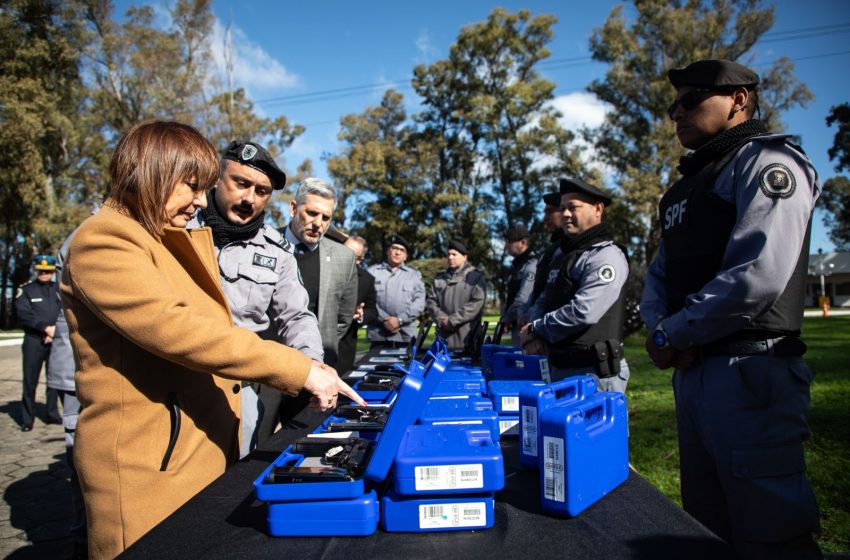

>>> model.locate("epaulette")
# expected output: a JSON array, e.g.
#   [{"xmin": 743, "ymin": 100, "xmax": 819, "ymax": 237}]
[{"xmin": 262, "ymin": 226, "xmax": 293, "ymax": 254}]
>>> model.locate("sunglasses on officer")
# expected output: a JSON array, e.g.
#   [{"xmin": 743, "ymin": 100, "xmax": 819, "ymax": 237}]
[{"xmin": 667, "ymin": 88, "xmax": 730, "ymax": 120}]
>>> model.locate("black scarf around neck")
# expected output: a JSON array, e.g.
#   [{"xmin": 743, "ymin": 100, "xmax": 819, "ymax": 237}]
[
  {"xmin": 559, "ymin": 223, "xmax": 612, "ymax": 254},
  {"xmin": 200, "ymin": 189, "xmax": 265, "ymax": 248},
  {"xmin": 677, "ymin": 119, "xmax": 769, "ymax": 177}
]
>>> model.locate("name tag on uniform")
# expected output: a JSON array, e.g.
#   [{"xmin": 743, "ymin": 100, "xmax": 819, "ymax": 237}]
[
  {"xmin": 30, "ymin": 298, "xmax": 43, "ymax": 302},
  {"xmin": 252, "ymin": 253, "xmax": 277, "ymax": 271}
]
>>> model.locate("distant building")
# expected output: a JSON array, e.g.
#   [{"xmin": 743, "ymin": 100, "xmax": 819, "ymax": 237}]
[{"xmin": 806, "ymin": 251, "xmax": 850, "ymax": 307}]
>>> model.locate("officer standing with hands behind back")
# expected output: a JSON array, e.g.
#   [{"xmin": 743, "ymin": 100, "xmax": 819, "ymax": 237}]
[
  {"xmin": 15, "ymin": 255, "xmax": 62, "ymax": 431},
  {"xmin": 367, "ymin": 234, "xmax": 425, "ymax": 348},
  {"xmin": 641, "ymin": 59, "xmax": 821, "ymax": 559}
]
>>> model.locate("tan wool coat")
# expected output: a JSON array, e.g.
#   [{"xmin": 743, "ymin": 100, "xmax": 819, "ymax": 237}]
[{"xmin": 60, "ymin": 206, "xmax": 312, "ymax": 558}]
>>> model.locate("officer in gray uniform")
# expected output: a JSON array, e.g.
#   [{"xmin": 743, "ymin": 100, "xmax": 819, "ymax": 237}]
[
  {"xmin": 188, "ymin": 140, "xmax": 323, "ymax": 458},
  {"xmin": 426, "ymin": 239, "xmax": 487, "ymax": 352},
  {"xmin": 641, "ymin": 59, "xmax": 821, "ymax": 559},
  {"xmin": 501, "ymin": 225, "xmax": 537, "ymax": 347},
  {"xmin": 522, "ymin": 178, "xmax": 629, "ymax": 393},
  {"xmin": 367, "ymin": 234, "xmax": 425, "ymax": 347}
]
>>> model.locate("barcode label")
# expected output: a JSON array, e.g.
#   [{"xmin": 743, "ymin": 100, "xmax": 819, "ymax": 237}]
[
  {"xmin": 543, "ymin": 436, "xmax": 565, "ymax": 503},
  {"xmin": 521, "ymin": 405, "xmax": 538, "ymax": 456},
  {"xmin": 501, "ymin": 396, "xmax": 519, "ymax": 412},
  {"xmin": 499, "ymin": 418, "xmax": 519, "ymax": 435},
  {"xmin": 419, "ymin": 502, "xmax": 487, "ymax": 529},
  {"xmin": 539, "ymin": 359, "xmax": 551, "ymax": 383},
  {"xmin": 414, "ymin": 464, "xmax": 484, "ymax": 490}
]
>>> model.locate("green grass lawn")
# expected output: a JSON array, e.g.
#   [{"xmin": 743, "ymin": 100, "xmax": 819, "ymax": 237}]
[{"xmin": 359, "ymin": 315, "xmax": 850, "ymax": 552}]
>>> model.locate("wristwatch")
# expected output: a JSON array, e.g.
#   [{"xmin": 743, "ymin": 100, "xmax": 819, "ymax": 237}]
[
  {"xmin": 527, "ymin": 322, "xmax": 536, "ymax": 335},
  {"xmin": 652, "ymin": 324, "xmax": 670, "ymax": 349}
]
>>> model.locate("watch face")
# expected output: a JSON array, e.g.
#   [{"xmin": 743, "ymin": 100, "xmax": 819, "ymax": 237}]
[{"xmin": 653, "ymin": 330, "xmax": 667, "ymax": 347}]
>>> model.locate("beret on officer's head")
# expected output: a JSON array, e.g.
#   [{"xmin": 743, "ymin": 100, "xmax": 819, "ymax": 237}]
[
  {"xmin": 33, "ymin": 255, "xmax": 56, "ymax": 271},
  {"xmin": 668, "ymin": 59, "xmax": 760, "ymax": 90},
  {"xmin": 559, "ymin": 177, "xmax": 613, "ymax": 207},
  {"xmin": 386, "ymin": 233, "xmax": 410, "ymax": 252},
  {"xmin": 222, "ymin": 141, "xmax": 287, "ymax": 190},
  {"xmin": 505, "ymin": 225, "xmax": 530, "ymax": 242},
  {"xmin": 447, "ymin": 239, "xmax": 468, "ymax": 255},
  {"xmin": 542, "ymin": 192, "xmax": 561, "ymax": 206}
]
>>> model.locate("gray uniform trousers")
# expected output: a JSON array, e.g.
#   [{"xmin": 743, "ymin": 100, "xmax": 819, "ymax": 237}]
[
  {"xmin": 550, "ymin": 359, "xmax": 630, "ymax": 394},
  {"xmin": 674, "ymin": 355, "xmax": 820, "ymax": 560}
]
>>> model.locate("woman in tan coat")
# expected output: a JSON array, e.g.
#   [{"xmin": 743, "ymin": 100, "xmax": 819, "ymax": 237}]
[{"xmin": 60, "ymin": 121, "xmax": 364, "ymax": 559}]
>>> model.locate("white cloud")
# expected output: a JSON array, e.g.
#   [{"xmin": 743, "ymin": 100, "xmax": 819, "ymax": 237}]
[
  {"xmin": 415, "ymin": 29, "xmax": 439, "ymax": 64},
  {"xmin": 208, "ymin": 18, "xmax": 300, "ymax": 95},
  {"xmin": 548, "ymin": 91, "xmax": 610, "ymax": 131}
]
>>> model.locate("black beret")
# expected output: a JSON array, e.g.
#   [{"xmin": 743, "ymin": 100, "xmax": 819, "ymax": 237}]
[
  {"xmin": 505, "ymin": 225, "xmax": 530, "ymax": 242},
  {"xmin": 559, "ymin": 177, "xmax": 613, "ymax": 207},
  {"xmin": 668, "ymin": 59, "xmax": 759, "ymax": 90},
  {"xmin": 222, "ymin": 141, "xmax": 287, "ymax": 190},
  {"xmin": 543, "ymin": 192, "xmax": 561, "ymax": 206},
  {"xmin": 447, "ymin": 239, "xmax": 468, "ymax": 255},
  {"xmin": 386, "ymin": 233, "xmax": 410, "ymax": 252}
]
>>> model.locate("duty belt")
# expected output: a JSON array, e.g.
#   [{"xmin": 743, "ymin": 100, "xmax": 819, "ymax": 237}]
[{"xmin": 701, "ymin": 335, "xmax": 807, "ymax": 357}]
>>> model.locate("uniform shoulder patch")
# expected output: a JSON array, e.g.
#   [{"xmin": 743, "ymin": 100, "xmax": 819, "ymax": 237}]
[
  {"xmin": 759, "ymin": 163, "xmax": 796, "ymax": 199},
  {"xmin": 598, "ymin": 264, "xmax": 616, "ymax": 283}
]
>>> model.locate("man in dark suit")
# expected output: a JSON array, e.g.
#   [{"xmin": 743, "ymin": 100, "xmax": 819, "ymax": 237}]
[{"xmin": 336, "ymin": 235, "xmax": 377, "ymax": 373}]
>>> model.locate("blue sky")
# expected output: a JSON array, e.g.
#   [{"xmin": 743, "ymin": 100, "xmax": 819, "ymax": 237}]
[{"xmin": 119, "ymin": 0, "xmax": 850, "ymax": 251}]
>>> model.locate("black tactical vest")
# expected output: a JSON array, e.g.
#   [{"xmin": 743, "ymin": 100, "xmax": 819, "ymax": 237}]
[
  {"xmin": 659, "ymin": 137, "xmax": 810, "ymax": 335},
  {"xmin": 543, "ymin": 238, "xmax": 626, "ymax": 351}
]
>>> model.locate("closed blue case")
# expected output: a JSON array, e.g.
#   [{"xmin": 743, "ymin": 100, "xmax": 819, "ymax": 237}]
[
  {"xmin": 486, "ymin": 380, "xmax": 546, "ymax": 415},
  {"xmin": 490, "ymin": 353, "xmax": 552, "ymax": 382},
  {"xmin": 518, "ymin": 376, "xmax": 597, "ymax": 468},
  {"xmin": 393, "ymin": 425, "xmax": 504, "ymax": 496},
  {"xmin": 538, "ymin": 391, "xmax": 629, "ymax": 517},
  {"xmin": 267, "ymin": 490, "xmax": 379, "ymax": 537},
  {"xmin": 380, "ymin": 490, "xmax": 495, "ymax": 532},
  {"xmin": 418, "ymin": 396, "xmax": 500, "ymax": 442}
]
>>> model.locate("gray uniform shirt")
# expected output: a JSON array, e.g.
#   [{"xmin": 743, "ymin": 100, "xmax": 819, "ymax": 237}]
[
  {"xmin": 366, "ymin": 262, "xmax": 425, "ymax": 342},
  {"xmin": 640, "ymin": 135, "xmax": 821, "ymax": 348},
  {"xmin": 188, "ymin": 215, "xmax": 323, "ymax": 361},
  {"xmin": 529, "ymin": 241, "xmax": 628, "ymax": 344}
]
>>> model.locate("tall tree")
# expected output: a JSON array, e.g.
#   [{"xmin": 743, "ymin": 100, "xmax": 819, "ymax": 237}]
[
  {"xmin": 587, "ymin": 0, "xmax": 813, "ymax": 266},
  {"xmin": 327, "ymin": 90, "xmax": 450, "ymax": 259},
  {"xmin": 820, "ymin": 103, "xmax": 850, "ymax": 249},
  {"xmin": 0, "ymin": 0, "xmax": 92, "ymax": 327}
]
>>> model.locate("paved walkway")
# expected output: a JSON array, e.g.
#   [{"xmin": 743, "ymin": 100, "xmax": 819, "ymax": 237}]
[{"xmin": 0, "ymin": 344, "xmax": 74, "ymax": 559}]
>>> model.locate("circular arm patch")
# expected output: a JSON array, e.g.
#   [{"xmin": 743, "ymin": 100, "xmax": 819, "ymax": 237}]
[
  {"xmin": 759, "ymin": 163, "xmax": 796, "ymax": 199},
  {"xmin": 598, "ymin": 264, "xmax": 616, "ymax": 283}
]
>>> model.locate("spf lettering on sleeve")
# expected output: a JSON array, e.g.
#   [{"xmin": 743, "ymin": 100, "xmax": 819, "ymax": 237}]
[
  {"xmin": 664, "ymin": 199, "xmax": 687, "ymax": 231},
  {"xmin": 759, "ymin": 163, "xmax": 796, "ymax": 199},
  {"xmin": 252, "ymin": 253, "xmax": 277, "ymax": 271}
]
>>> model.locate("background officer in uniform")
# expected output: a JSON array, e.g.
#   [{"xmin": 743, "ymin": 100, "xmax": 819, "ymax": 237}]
[
  {"xmin": 367, "ymin": 234, "xmax": 425, "ymax": 348},
  {"xmin": 426, "ymin": 239, "xmax": 487, "ymax": 352},
  {"xmin": 519, "ymin": 191, "xmax": 563, "ymax": 325},
  {"xmin": 337, "ymin": 235, "xmax": 378, "ymax": 373},
  {"xmin": 521, "ymin": 178, "xmax": 630, "ymax": 393},
  {"xmin": 188, "ymin": 141, "xmax": 328, "ymax": 457},
  {"xmin": 501, "ymin": 225, "xmax": 537, "ymax": 347},
  {"xmin": 15, "ymin": 255, "xmax": 62, "ymax": 431},
  {"xmin": 641, "ymin": 59, "xmax": 821, "ymax": 559}
]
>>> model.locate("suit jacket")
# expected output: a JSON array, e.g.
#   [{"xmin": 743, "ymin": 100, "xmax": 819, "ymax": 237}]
[
  {"xmin": 316, "ymin": 237, "xmax": 358, "ymax": 367},
  {"xmin": 60, "ymin": 206, "xmax": 311, "ymax": 558},
  {"xmin": 337, "ymin": 268, "xmax": 377, "ymax": 373}
]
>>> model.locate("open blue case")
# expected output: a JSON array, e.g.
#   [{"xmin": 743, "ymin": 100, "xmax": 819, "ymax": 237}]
[{"xmin": 253, "ymin": 348, "xmax": 449, "ymax": 503}]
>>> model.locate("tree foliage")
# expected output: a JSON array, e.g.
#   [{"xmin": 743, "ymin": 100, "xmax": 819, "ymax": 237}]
[
  {"xmin": 587, "ymin": 0, "xmax": 813, "ymax": 266},
  {"xmin": 821, "ymin": 103, "xmax": 850, "ymax": 250},
  {"xmin": 0, "ymin": 0, "xmax": 92, "ymax": 326}
]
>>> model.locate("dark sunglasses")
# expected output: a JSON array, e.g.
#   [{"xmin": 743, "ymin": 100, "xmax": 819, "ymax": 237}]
[{"xmin": 667, "ymin": 89, "xmax": 725, "ymax": 120}]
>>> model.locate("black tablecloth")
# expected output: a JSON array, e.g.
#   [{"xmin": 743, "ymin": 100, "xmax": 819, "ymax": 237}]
[{"xmin": 122, "ymin": 350, "xmax": 733, "ymax": 559}]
